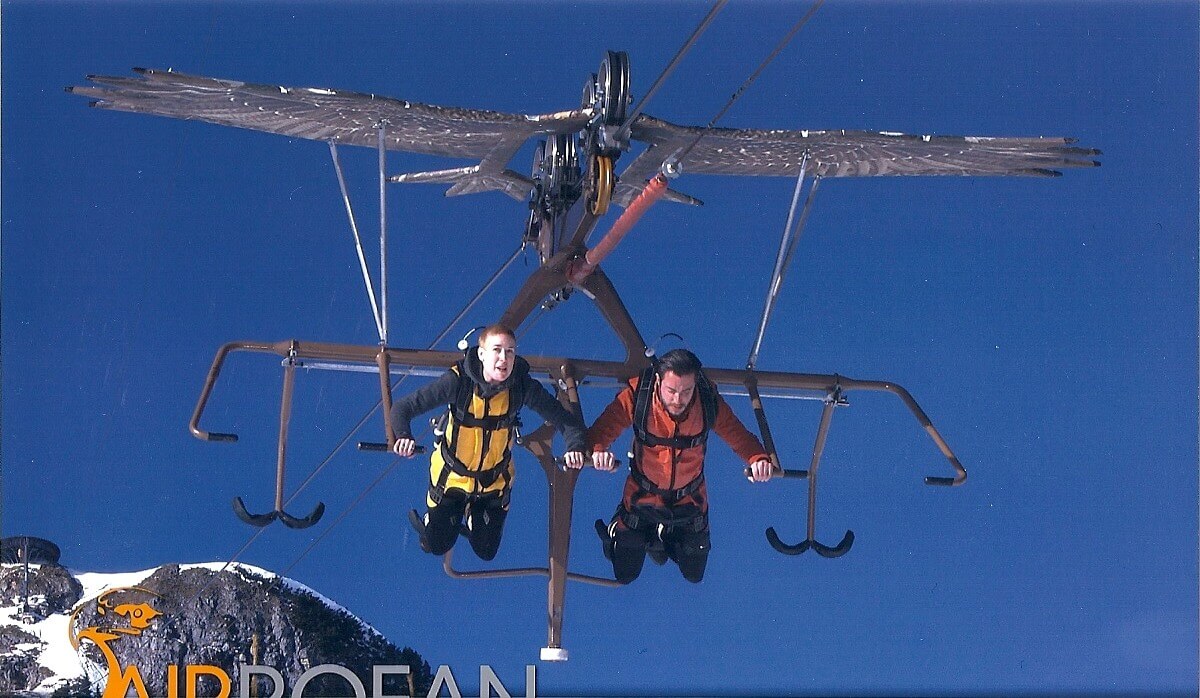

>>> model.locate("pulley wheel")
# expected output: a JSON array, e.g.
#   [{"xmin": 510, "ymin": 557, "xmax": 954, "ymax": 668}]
[
  {"xmin": 588, "ymin": 154, "xmax": 614, "ymax": 216},
  {"xmin": 544, "ymin": 133, "xmax": 579, "ymax": 201},
  {"xmin": 598, "ymin": 51, "xmax": 630, "ymax": 126}
]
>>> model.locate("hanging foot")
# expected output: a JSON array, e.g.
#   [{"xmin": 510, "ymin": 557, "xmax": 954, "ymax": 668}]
[
  {"xmin": 232, "ymin": 497, "xmax": 278, "ymax": 527},
  {"xmin": 811, "ymin": 530, "xmax": 854, "ymax": 558},
  {"xmin": 278, "ymin": 502, "xmax": 326, "ymax": 529}
]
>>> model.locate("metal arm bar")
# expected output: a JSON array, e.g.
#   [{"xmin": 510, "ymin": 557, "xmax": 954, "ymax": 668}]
[
  {"xmin": 329, "ymin": 142, "xmax": 385, "ymax": 343},
  {"xmin": 748, "ymin": 152, "xmax": 810, "ymax": 370},
  {"xmin": 190, "ymin": 339, "xmax": 965, "ymax": 486}
]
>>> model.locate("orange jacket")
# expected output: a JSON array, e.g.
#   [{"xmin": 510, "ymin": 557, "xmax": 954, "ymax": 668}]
[{"xmin": 588, "ymin": 374, "xmax": 768, "ymax": 510}]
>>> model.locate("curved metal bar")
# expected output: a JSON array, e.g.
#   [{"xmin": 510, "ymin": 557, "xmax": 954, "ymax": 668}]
[
  {"xmin": 706, "ymin": 368, "xmax": 967, "ymax": 486},
  {"xmin": 835, "ymin": 378, "xmax": 967, "ymax": 487},
  {"xmin": 190, "ymin": 340, "xmax": 277, "ymax": 441},
  {"xmin": 191, "ymin": 338, "xmax": 964, "ymax": 487},
  {"xmin": 440, "ymin": 550, "xmax": 621, "ymax": 587},
  {"xmin": 811, "ymin": 530, "xmax": 854, "ymax": 558}
]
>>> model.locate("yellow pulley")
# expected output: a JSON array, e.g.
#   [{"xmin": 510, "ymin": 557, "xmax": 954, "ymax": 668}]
[{"xmin": 588, "ymin": 154, "xmax": 614, "ymax": 216}]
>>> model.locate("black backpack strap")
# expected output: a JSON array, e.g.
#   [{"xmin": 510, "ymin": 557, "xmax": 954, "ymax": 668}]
[
  {"xmin": 631, "ymin": 365, "xmax": 714, "ymax": 450},
  {"xmin": 630, "ymin": 365, "xmax": 657, "ymax": 447}
]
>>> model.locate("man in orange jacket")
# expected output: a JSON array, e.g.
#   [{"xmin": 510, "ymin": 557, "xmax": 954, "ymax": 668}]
[{"xmin": 578, "ymin": 348, "xmax": 773, "ymax": 584}]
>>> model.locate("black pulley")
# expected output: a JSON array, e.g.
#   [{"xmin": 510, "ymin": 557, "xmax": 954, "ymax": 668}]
[{"xmin": 598, "ymin": 51, "xmax": 630, "ymax": 126}]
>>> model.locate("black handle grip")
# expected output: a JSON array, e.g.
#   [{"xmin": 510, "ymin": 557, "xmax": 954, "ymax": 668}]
[
  {"xmin": 924, "ymin": 476, "xmax": 957, "ymax": 486},
  {"xmin": 556, "ymin": 455, "xmax": 622, "ymax": 470},
  {"xmin": 745, "ymin": 467, "xmax": 808, "ymax": 479},
  {"xmin": 204, "ymin": 432, "xmax": 239, "ymax": 443},
  {"xmin": 358, "ymin": 442, "xmax": 427, "ymax": 454}
]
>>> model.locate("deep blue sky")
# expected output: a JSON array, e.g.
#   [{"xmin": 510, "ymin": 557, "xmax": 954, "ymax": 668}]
[{"xmin": 3, "ymin": 2, "xmax": 1197, "ymax": 696}]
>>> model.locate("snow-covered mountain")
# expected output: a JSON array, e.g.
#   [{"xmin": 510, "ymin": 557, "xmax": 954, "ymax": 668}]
[{"xmin": 0, "ymin": 560, "xmax": 432, "ymax": 696}]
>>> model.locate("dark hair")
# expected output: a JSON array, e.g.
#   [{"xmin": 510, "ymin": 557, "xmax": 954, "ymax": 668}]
[
  {"xmin": 656, "ymin": 348, "xmax": 702, "ymax": 377},
  {"xmin": 478, "ymin": 323, "xmax": 517, "ymax": 346}
]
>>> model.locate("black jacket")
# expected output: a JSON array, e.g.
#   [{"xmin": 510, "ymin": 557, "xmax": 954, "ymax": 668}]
[{"xmin": 388, "ymin": 351, "xmax": 586, "ymax": 452}]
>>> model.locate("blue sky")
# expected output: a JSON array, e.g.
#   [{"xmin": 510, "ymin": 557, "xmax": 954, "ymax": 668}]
[{"xmin": 3, "ymin": 1, "xmax": 1196, "ymax": 696}]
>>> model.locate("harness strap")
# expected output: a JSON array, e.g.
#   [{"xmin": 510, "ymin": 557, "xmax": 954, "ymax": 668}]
[
  {"xmin": 428, "ymin": 443, "xmax": 513, "ymax": 506},
  {"xmin": 628, "ymin": 464, "xmax": 705, "ymax": 503},
  {"xmin": 432, "ymin": 361, "xmax": 521, "ymax": 504},
  {"xmin": 617, "ymin": 504, "xmax": 708, "ymax": 536}
]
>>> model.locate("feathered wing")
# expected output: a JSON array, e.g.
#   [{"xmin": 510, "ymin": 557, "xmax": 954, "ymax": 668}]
[{"xmin": 70, "ymin": 69, "xmax": 1099, "ymax": 207}]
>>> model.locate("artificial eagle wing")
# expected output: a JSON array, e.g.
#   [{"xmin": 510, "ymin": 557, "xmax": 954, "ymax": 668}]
[
  {"xmin": 69, "ymin": 68, "xmax": 591, "ymax": 201},
  {"xmin": 612, "ymin": 114, "xmax": 1100, "ymax": 206},
  {"xmin": 70, "ymin": 69, "xmax": 1100, "ymax": 208}
]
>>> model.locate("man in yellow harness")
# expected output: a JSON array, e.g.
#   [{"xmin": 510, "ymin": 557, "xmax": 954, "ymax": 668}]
[{"xmin": 391, "ymin": 324, "xmax": 586, "ymax": 560}]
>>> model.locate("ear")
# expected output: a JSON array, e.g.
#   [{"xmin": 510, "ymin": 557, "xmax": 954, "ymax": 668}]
[{"xmin": 477, "ymin": 345, "xmax": 486, "ymax": 362}]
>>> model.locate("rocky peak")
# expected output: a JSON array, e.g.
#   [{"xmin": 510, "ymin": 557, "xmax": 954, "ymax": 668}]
[{"xmin": 0, "ymin": 562, "xmax": 433, "ymax": 697}]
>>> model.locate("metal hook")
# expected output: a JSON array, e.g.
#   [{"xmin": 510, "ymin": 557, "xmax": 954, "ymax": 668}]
[
  {"xmin": 757, "ymin": 385, "xmax": 853, "ymax": 557},
  {"xmin": 232, "ymin": 347, "xmax": 325, "ymax": 529}
]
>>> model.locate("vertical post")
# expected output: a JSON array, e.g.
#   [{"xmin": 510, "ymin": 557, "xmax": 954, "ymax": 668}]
[
  {"xmin": 525, "ymin": 366, "xmax": 587, "ymax": 662},
  {"xmin": 275, "ymin": 355, "xmax": 297, "ymax": 514},
  {"xmin": 377, "ymin": 350, "xmax": 395, "ymax": 447},
  {"xmin": 250, "ymin": 632, "xmax": 259, "ymax": 698},
  {"xmin": 744, "ymin": 375, "xmax": 781, "ymax": 471},
  {"xmin": 807, "ymin": 395, "xmax": 837, "ymax": 541}
]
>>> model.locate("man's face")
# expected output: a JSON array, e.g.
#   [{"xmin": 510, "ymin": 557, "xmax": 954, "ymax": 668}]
[
  {"xmin": 478, "ymin": 332, "xmax": 517, "ymax": 384},
  {"xmin": 657, "ymin": 370, "xmax": 696, "ymax": 418}
]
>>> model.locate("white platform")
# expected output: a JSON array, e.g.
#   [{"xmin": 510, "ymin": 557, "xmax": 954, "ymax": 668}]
[{"xmin": 539, "ymin": 646, "xmax": 569, "ymax": 662}]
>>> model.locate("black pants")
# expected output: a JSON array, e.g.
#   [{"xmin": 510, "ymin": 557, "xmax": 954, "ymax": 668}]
[
  {"xmin": 611, "ymin": 521, "xmax": 711, "ymax": 584},
  {"xmin": 421, "ymin": 490, "xmax": 508, "ymax": 561}
]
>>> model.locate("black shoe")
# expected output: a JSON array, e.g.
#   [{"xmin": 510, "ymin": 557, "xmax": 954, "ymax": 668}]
[
  {"xmin": 595, "ymin": 519, "xmax": 614, "ymax": 561},
  {"xmin": 646, "ymin": 542, "xmax": 668, "ymax": 566},
  {"xmin": 408, "ymin": 509, "xmax": 431, "ymax": 553}
]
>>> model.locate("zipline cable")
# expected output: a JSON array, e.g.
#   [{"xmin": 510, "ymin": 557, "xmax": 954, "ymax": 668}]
[{"xmin": 675, "ymin": 0, "xmax": 825, "ymax": 166}]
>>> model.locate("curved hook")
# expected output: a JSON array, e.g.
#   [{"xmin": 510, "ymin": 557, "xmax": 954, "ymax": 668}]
[
  {"xmin": 232, "ymin": 498, "xmax": 325, "ymax": 529},
  {"xmin": 765, "ymin": 526, "xmax": 854, "ymax": 557}
]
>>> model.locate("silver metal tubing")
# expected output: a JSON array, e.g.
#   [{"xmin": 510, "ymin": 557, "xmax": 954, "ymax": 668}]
[
  {"xmin": 748, "ymin": 152, "xmax": 809, "ymax": 370},
  {"xmin": 779, "ymin": 176, "xmax": 821, "ymax": 295},
  {"xmin": 329, "ymin": 142, "xmax": 384, "ymax": 342},
  {"xmin": 377, "ymin": 123, "xmax": 389, "ymax": 346},
  {"xmin": 293, "ymin": 360, "xmax": 446, "ymax": 379},
  {"xmin": 719, "ymin": 389, "xmax": 830, "ymax": 402}
]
